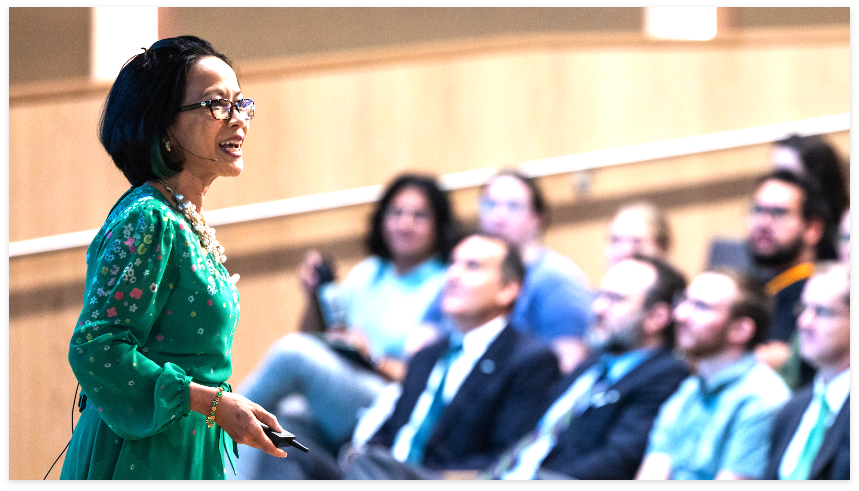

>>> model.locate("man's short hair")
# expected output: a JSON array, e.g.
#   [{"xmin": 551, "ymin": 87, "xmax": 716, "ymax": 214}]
[
  {"xmin": 460, "ymin": 232, "xmax": 526, "ymax": 286},
  {"xmin": 630, "ymin": 254, "xmax": 687, "ymax": 347},
  {"xmin": 705, "ymin": 266, "xmax": 773, "ymax": 351},
  {"xmin": 499, "ymin": 239, "xmax": 526, "ymax": 287},
  {"xmin": 756, "ymin": 170, "xmax": 830, "ymax": 225}
]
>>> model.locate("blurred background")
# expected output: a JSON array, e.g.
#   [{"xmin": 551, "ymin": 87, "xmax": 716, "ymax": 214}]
[{"xmin": 7, "ymin": 7, "xmax": 849, "ymax": 479}]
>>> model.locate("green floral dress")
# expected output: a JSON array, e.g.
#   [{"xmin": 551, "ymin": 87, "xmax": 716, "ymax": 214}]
[{"xmin": 60, "ymin": 184, "xmax": 241, "ymax": 479}]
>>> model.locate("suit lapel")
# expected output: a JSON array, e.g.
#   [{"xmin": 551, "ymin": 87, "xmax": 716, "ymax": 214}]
[
  {"xmin": 585, "ymin": 349, "xmax": 661, "ymax": 410},
  {"xmin": 576, "ymin": 348, "xmax": 671, "ymax": 416},
  {"xmin": 396, "ymin": 340, "xmax": 450, "ymax": 427},
  {"xmin": 427, "ymin": 324, "xmax": 516, "ymax": 443}
]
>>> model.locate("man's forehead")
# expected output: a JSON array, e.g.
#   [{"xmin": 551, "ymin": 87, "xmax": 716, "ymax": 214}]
[
  {"xmin": 689, "ymin": 273, "xmax": 736, "ymax": 302},
  {"xmin": 454, "ymin": 236, "xmax": 505, "ymax": 259},
  {"xmin": 755, "ymin": 179, "xmax": 803, "ymax": 206},
  {"xmin": 805, "ymin": 268, "xmax": 849, "ymax": 303},
  {"xmin": 484, "ymin": 175, "xmax": 530, "ymax": 200},
  {"xmin": 610, "ymin": 212, "xmax": 651, "ymax": 236},
  {"xmin": 602, "ymin": 259, "xmax": 655, "ymax": 293}
]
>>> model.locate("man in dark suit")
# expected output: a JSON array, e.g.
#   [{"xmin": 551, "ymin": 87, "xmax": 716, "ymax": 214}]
[
  {"xmin": 340, "ymin": 233, "xmax": 561, "ymax": 479},
  {"xmin": 486, "ymin": 254, "xmax": 690, "ymax": 480},
  {"xmin": 764, "ymin": 261, "xmax": 849, "ymax": 480}
]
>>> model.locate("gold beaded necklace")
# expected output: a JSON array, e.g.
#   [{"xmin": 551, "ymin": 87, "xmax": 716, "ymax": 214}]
[{"xmin": 159, "ymin": 180, "xmax": 227, "ymax": 265}]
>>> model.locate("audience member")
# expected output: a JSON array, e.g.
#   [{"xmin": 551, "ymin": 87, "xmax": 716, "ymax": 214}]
[
  {"xmin": 748, "ymin": 171, "xmax": 826, "ymax": 388},
  {"xmin": 707, "ymin": 134, "xmax": 846, "ymax": 271},
  {"xmin": 467, "ymin": 169, "xmax": 594, "ymax": 373},
  {"xmin": 635, "ymin": 267, "xmax": 791, "ymax": 480},
  {"xmin": 836, "ymin": 208, "xmax": 849, "ymax": 264},
  {"xmin": 340, "ymin": 234, "xmax": 561, "ymax": 479},
  {"xmin": 232, "ymin": 173, "xmax": 460, "ymax": 479},
  {"xmin": 605, "ymin": 201, "xmax": 672, "ymax": 267},
  {"xmin": 770, "ymin": 134, "xmax": 848, "ymax": 261},
  {"xmin": 763, "ymin": 261, "xmax": 849, "ymax": 480},
  {"xmin": 487, "ymin": 255, "xmax": 689, "ymax": 480}
]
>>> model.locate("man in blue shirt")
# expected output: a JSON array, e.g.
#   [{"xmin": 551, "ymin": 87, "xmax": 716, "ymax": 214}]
[{"xmin": 636, "ymin": 267, "xmax": 791, "ymax": 480}]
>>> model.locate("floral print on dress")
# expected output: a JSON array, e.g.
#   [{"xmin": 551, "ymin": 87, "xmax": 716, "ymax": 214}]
[{"xmin": 63, "ymin": 184, "xmax": 240, "ymax": 479}]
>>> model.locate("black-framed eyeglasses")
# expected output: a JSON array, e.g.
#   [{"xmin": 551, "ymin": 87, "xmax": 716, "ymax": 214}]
[
  {"xmin": 750, "ymin": 204, "xmax": 793, "ymax": 221},
  {"xmin": 178, "ymin": 98, "xmax": 255, "ymax": 121}
]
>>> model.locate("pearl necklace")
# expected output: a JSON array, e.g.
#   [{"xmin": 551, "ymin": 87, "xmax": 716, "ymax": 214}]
[{"xmin": 160, "ymin": 180, "xmax": 227, "ymax": 265}]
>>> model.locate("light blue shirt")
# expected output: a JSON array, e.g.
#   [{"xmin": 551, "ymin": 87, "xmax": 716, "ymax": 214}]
[
  {"xmin": 645, "ymin": 353, "xmax": 791, "ymax": 480},
  {"xmin": 319, "ymin": 255, "xmax": 447, "ymax": 360}
]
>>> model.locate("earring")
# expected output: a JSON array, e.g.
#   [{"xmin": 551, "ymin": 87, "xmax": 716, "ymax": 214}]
[{"xmin": 165, "ymin": 139, "xmax": 172, "ymax": 152}]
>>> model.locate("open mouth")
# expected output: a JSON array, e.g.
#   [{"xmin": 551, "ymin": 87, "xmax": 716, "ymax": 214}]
[{"xmin": 219, "ymin": 139, "xmax": 243, "ymax": 154}]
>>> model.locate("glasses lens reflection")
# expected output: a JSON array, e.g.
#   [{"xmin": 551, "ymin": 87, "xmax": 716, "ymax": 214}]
[{"xmin": 208, "ymin": 99, "xmax": 255, "ymax": 120}]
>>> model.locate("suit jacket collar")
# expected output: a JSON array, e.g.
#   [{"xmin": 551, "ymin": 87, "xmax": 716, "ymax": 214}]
[
  {"xmin": 427, "ymin": 323, "xmax": 520, "ymax": 440},
  {"xmin": 553, "ymin": 346, "xmax": 670, "ymax": 403}
]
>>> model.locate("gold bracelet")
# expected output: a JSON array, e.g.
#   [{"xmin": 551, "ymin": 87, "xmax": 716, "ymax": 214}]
[{"xmin": 206, "ymin": 388, "xmax": 224, "ymax": 428}]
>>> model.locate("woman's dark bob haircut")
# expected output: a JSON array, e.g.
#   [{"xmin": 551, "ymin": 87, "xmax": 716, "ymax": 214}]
[
  {"xmin": 99, "ymin": 36, "xmax": 234, "ymax": 186},
  {"xmin": 367, "ymin": 173, "xmax": 462, "ymax": 263}
]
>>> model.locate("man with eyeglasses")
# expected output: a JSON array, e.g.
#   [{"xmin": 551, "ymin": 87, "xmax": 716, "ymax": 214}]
[
  {"xmin": 484, "ymin": 254, "xmax": 689, "ymax": 480},
  {"xmin": 635, "ymin": 267, "xmax": 791, "ymax": 480},
  {"xmin": 764, "ymin": 261, "xmax": 849, "ymax": 480},
  {"xmin": 747, "ymin": 170, "xmax": 828, "ymax": 389}
]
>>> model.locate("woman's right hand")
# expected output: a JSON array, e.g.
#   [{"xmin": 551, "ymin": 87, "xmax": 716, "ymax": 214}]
[
  {"xmin": 215, "ymin": 391, "xmax": 288, "ymax": 458},
  {"xmin": 190, "ymin": 383, "xmax": 287, "ymax": 458}
]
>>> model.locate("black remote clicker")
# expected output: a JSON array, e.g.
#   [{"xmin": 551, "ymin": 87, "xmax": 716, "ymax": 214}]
[{"xmin": 260, "ymin": 424, "xmax": 310, "ymax": 453}]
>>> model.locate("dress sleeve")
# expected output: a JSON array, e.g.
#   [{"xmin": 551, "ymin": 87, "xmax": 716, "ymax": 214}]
[{"xmin": 68, "ymin": 202, "xmax": 189, "ymax": 440}]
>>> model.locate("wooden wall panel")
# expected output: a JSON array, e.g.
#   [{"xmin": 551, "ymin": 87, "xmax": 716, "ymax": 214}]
[
  {"xmin": 8, "ymin": 30, "xmax": 850, "ymax": 479},
  {"xmin": 10, "ymin": 30, "xmax": 849, "ymax": 242}
]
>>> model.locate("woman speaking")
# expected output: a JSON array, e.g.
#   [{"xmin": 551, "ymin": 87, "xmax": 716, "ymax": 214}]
[{"xmin": 61, "ymin": 36, "xmax": 286, "ymax": 479}]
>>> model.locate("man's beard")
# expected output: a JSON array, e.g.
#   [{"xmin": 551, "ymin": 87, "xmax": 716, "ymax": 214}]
[
  {"xmin": 747, "ymin": 234, "xmax": 804, "ymax": 268},
  {"xmin": 677, "ymin": 323, "xmax": 730, "ymax": 360},
  {"xmin": 585, "ymin": 316, "xmax": 643, "ymax": 355}
]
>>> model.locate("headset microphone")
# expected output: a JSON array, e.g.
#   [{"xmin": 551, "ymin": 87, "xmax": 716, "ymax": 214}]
[
  {"xmin": 189, "ymin": 151, "xmax": 217, "ymax": 162},
  {"xmin": 180, "ymin": 146, "xmax": 217, "ymax": 162}
]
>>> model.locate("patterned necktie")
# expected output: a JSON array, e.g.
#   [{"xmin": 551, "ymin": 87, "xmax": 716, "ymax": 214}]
[
  {"xmin": 405, "ymin": 337, "xmax": 464, "ymax": 465},
  {"xmin": 487, "ymin": 361, "xmax": 610, "ymax": 479},
  {"xmin": 787, "ymin": 393, "xmax": 831, "ymax": 480}
]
